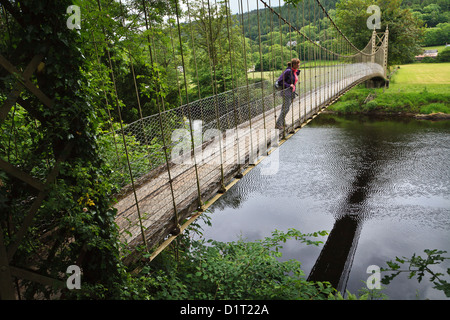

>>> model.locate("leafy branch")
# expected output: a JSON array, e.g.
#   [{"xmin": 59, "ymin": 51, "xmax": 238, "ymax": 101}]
[{"xmin": 381, "ymin": 249, "xmax": 450, "ymax": 298}]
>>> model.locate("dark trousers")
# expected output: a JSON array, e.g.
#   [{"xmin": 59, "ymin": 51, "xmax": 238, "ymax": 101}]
[{"xmin": 276, "ymin": 89, "xmax": 294, "ymax": 128}]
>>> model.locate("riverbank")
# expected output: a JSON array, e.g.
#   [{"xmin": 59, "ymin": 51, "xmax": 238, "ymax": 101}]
[
  {"xmin": 324, "ymin": 109, "xmax": 450, "ymax": 120},
  {"xmin": 327, "ymin": 63, "xmax": 450, "ymax": 119}
]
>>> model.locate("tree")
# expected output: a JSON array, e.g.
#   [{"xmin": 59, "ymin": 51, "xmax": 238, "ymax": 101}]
[
  {"xmin": 186, "ymin": 0, "xmax": 248, "ymax": 96},
  {"xmin": 335, "ymin": 0, "xmax": 425, "ymax": 65},
  {"xmin": 0, "ymin": 0, "xmax": 129, "ymax": 299},
  {"xmin": 438, "ymin": 47, "xmax": 450, "ymax": 62},
  {"xmin": 422, "ymin": 23, "xmax": 450, "ymax": 46},
  {"xmin": 255, "ymin": 43, "xmax": 300, "ymax": 71},
  {"xmin": 419, "ymin": 4, "xmax": 448, "ymax": 28},
  {"xmin": 381, "ymin": 249, "xmax": 450, "ymax": 298}
]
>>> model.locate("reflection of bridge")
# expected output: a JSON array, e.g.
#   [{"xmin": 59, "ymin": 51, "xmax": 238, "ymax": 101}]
[
  {"xmin": 307, "ymin": 215, "xmax": 363, "ymax": 293},
  {"xmin": 111, "ymin": 1, "xmax": 390, "ymax": 261},
  {"xmin": 307, "ymin": 119, "xmax": 389, "ymax": 294}
]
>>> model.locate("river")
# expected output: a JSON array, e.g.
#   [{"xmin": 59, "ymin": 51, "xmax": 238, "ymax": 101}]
[{"xmin": 193, "ymin": 113, "xmax": 450, "ymax": 300}]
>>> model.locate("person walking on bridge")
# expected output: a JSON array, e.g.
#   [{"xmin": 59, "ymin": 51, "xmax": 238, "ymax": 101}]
[{"xmin": 276, "ymin": 58, "xmax": 300, "ymax": 130}]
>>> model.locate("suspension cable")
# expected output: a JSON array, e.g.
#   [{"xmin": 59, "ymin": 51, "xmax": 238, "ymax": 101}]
[
  {"xmin": 96, "ymin": 0, "xmax": 148, "ymax": 250},
  {"xmin": 174, "ymin": 0, "xmax": 205, "ymax": 211}
]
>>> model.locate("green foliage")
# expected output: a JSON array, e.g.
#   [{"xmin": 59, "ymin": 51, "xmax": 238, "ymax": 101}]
[
  {"xmin": 129, "ymin": 228, "xmax": 337, "ymax": 300},
  {"xmin": 357, "ymin": 283, "xmax": 390, "ymax": 300},
  {"xmin": 255, "ymin": 44, "xmax": 300, "ymax": 71},
  {"xmin": 364, "ymin": 100, "xmax": 378, "ymax": 112},
  {"xmin": 2, "ymin": 0, "xmax": 446, "ymax": 301},
  {"xmin": 420, "ymin": 56, "xmax": 438, "ymax": 63},
  {"xmin": 419, "ymin": 103, "xmax": 450, "ymax": 114},
  {"xmin": 335, "ymin": 0, "xmax": 425, "ymax": 65},
  {"xmin": 97, "ymin": 129, "xmax": 165, "ymax": 189},
  {"xmin": 422, "ymin": 23, "xmax": 450, "ymax": 46},
  {"xmin": 0, "ymin": 0, "xmax": 130, "ymax": 299},
  {"xmin": 327, "ymin": 290, "xmax": 371, "ymax": 300},
  {"xmin": 185, "ymin": 1, "xmax": 248, "ymax": 96},
  {"xmin": 328, "ymin": 85, "xmax": 450, "ymax": 114},
  {"xmin": 331, "ymin": 100, "xmax": 361, "ymax": 113},
  {"xmin": 438, "ymin": 47, "xmax": 450, "ymax": 63},
  {"xmin": 381, "ymin": 249, "xmax": 450, "ymax": 298},
  {"xmin": 414, "ymin": 4, "xmax": 449, "ymax": 28}
]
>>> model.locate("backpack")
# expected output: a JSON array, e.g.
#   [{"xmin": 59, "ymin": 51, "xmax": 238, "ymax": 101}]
[
  {"xmin": 274, "ymin": 81, "xmax": 282, "ymax": 90},
  {"xmin": 274, "ymin": 70, "xmax": 287, "ymax": 90}
]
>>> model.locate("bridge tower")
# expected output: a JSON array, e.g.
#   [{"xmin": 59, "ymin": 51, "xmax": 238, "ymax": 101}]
[
  {"xmin": 366, "ymin": 26, "xmax": 389, "ymax": 88},
  {"xmin": 371, "ymin": 28, "xmax": 377, "ymax": 64},
  {"xmin": 383, "ymin": 26, "xmax": 389, "ymax": 78}
]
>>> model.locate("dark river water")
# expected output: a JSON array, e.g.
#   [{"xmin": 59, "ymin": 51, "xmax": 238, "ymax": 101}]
[{"xmin": 194, "ymin": 113, "xmax": 450, "ymax": 300}]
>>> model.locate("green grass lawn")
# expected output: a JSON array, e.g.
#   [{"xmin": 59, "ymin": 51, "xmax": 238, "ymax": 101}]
[{"xmin": 389, "ymin": 62, "xmax": 450, "ymax": 94}]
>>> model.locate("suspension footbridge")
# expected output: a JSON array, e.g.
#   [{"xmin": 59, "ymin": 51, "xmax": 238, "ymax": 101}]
[
  {"xmin": 0, "ymin": 0, "xmax": 389, "ymax": 298},
  {"xmin": 109, "ymin": 0, "xmax": 389, "ymax": 261}
]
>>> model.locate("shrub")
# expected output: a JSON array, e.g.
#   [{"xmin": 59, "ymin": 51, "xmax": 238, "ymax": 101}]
[
  {"xmin": 421, "ymin": 56, "xmax": 437, "ymax": 63},
  {"xmin": 438, "ymin": 47, "xmax": 450, "ymax": 62},
  {"xmin": 364, "ymin": 100, "xmax": 378, "ymax": 112},
  {"xmin": 134, "ymin": 228, "xmax": 337, "ymax": 300},
  {"xmin": 340, "ymin": 100, "xmax": 360, "ymax": 113}
]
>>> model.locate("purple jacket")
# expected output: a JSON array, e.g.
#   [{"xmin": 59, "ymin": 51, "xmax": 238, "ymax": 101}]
[{"xmin": 277, "ymin": 67, "xmax": 301, "ymax": 89}]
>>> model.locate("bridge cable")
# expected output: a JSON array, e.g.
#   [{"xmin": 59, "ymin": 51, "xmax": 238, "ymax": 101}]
[
  {"xmin": 118, "ymin": 0, "xmax": 153, "ymax": 174},
  {"xmin": 288, "ymin": 2, "xmax": 295, "ymax": 132},
  {"xmin": 141, "ymin": 0, "xmax": 181, "ymax": 234},
  {"xmin": 259, "ymin": 0, "xmax": 374, "ymax": 59},
  {"xmin": 277, "ymin": 0, "xmax": 287, "ymax": 136},
  {"xmin": 168, "ymin": 14, "xmax": 185, "ymax": 110},
  {"xmin": 256, "ymin": 0, "xmax": 268, "ymax": 134},
  {"xmin": 268, "ymin": 0, "xmax": 278, "ymax": 130},
  {"xmin": 205, "ymin": 0, "xmax": 227, "ymax": 193},
  {"xmin": 174, "ymin": 0, "xmax": 205, "ymax": 212},
  {"xmin": 224, "ymin": 0, "xmax": 244, "ymax": 177},
  {"xmin": 296, "ymin": 3, "xmax": 302, "ymax": 123},
  {"xmin": 301, "ymin": 0, "xmax": 307, "ymax": 119},
  {"xmin": 87, "ymin": 5, "xmax": 122, "ymax": 181},
  {"xmin": 96, "ymin": 0, "xmax": 148, "ymax": 250},
  {"xmin": 238, "ymin": 0, "xmax": 256, "ymax": 163}
]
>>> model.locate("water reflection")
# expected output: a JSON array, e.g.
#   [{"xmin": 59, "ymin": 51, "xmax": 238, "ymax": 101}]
[
  {"xmin": 198, "ymin": 114, "xmax": 450, "ymax": 299},
  {"xmin": 307, "ymin": 116, "xmax": 382, "ymax": 291},
  {"xmin": 307, "ymin": 215, "xmax": 362, "ymax": 292},
  {"xmin": 306, "ymin": 115, "xmax": 443, "ymax": 293}
]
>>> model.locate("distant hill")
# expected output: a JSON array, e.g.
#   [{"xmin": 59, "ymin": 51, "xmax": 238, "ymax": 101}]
[
  {"xmin": 234, "ymin": 0, "xmax": 340, "ymax": 40},
  {"xmin": 238, "ymin": 0, "xmax": 449, "ymax": 47}
]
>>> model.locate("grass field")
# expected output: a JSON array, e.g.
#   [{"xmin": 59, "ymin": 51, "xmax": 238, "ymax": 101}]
[{"xmin": 388, "ymin": 62, "xmax": 450, "ymax": 94}]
